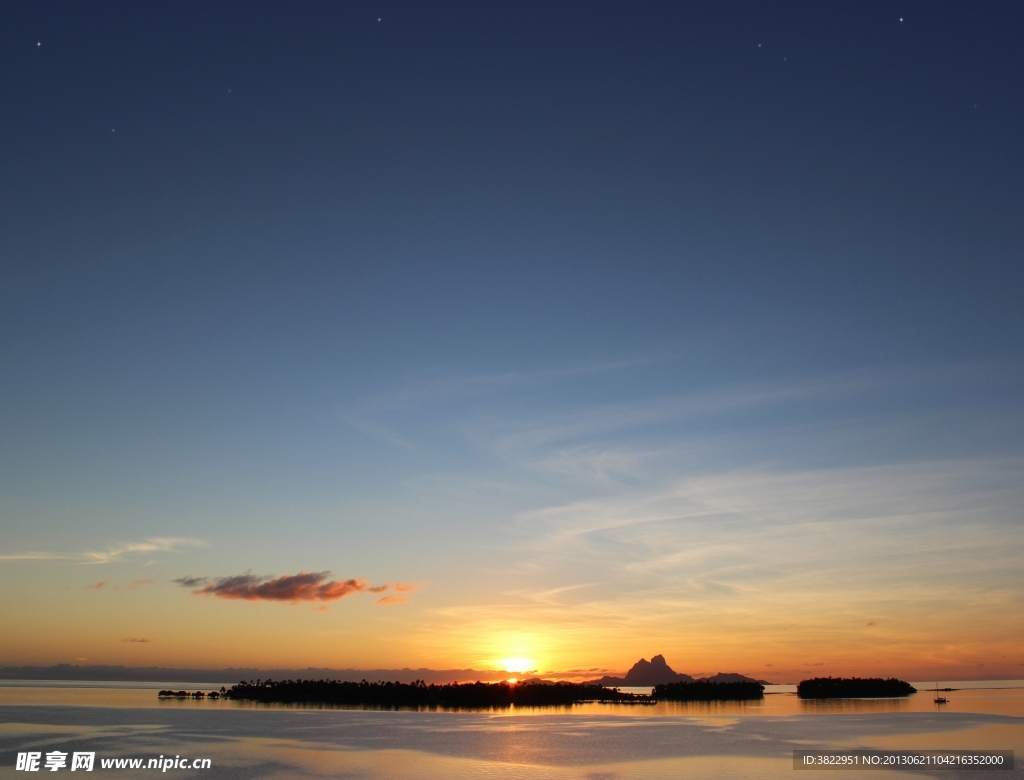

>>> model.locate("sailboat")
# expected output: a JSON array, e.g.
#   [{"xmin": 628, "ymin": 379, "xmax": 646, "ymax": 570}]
[{"xmin": 933, "ymin": 683, "xmax": 948, "ymax": 705}]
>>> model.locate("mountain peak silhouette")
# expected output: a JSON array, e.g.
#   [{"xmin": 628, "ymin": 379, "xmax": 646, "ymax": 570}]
[
  {"xmin": 588, "ymin": 654, "xmax": 694, "ymax": 686},
  {"xmin": 622, "ymin": 654, "xmax": 694, "ymax": 685}
]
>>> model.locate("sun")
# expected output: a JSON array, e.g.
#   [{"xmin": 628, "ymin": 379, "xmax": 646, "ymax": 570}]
[{"xmin": 497, "ymin": 657, "xmax": 535, "ymax": 674}]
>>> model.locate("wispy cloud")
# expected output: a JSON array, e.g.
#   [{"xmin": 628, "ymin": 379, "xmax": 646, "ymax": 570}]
[
  {"xmin": 403, "ymin": 455, "xmax": 1024, "ymax": 676},
  {"xmin": 0, "ymin": 552, "xmax": 66, "ymax": 562},
  {"xmin": 121, "ymin": 637, "xmax": 151, "ymax": 643},
  {"xmin": 366, "ymin": 581, "xmax": 421, "ymax": 602},
  {"xmin": 343, "ymin": 361, "xmax": 1020, "ymax": 488},
  {"xmin": 340, "ymin": 358, "xmax": 660, "ymax": 446},
  {"xmin": 0, "ymin": 538, "xmax": 204, "ymax": 564},
  {"xmin": 472, "ymin": 363, "xmax": 1017, "ymax": 472},
  {"xmin": 177, "ymin": 572, "xmax": 370, "ymax": 603},
  {"xmin": 376, "ymin": 595, "xmax": 409, "ymax": 606},
  {"xmin": 86, "ymin": 578, "xmax": 157, "ymax": 591}
]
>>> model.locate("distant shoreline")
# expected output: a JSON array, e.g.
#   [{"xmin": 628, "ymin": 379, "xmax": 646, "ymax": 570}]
[
  {"xmin": 0, "ymin": 664, "xmax": 514, "ymax": 685},
  {"xmin": 3, "ymin": 665, "xmax": 1022, "ymax": 687}
]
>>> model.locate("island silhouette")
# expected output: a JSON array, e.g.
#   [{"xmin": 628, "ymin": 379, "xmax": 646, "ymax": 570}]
[
  {"xmin": 152, "ymin": 656, "xmax": 917, "ymax": 706},
  {"xmin": 586, "ymin": 654, "xmax": 768, "ymax": 687},
  {"xmin": 158, "ymin": 654, "xmax": 774, "ymax": 706},
  {"xmin": 797, "ymin": 677, "xmax": 917, "ymax": 698},
  {"xmin": 164, "ymin": 676, "xmax": 765, "ymax": 706},
  {"xmin": 176, "ymin": 679, "xmax": 647, "ymax": 707}
]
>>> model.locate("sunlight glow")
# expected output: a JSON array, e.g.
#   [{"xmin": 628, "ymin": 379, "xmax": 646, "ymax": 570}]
[{"xmin": 498, "ymin": 657, "xmax": 535, "ymax": 674}]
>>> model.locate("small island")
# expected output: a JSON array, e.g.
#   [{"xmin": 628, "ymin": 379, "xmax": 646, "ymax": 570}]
[
  {"xmin": 158, "ymin": 690, "xmax": 218, "ymax": 699},
  {"xmin": 207, "ymin": 679, "xmax": 647, "ymax": 707},
  {"xmin": 655, "ymin": 680, "xmax": 764, "ymax": 701},
  {"xmin": 160, "ymin": 677, "xmax": 766, "ymax": 707},
  {"xmin": 797, "ymin": 677, "xmax": 917, "ymax": 699}
]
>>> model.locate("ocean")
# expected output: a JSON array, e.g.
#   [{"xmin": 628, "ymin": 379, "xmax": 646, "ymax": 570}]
[{"xmin": 1, "ymin": 681, "xmax": 1022, "ymax": 778}]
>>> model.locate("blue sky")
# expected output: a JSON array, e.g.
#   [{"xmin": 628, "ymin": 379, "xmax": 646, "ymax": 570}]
[{"xmin": 1, "ymin": 1, "xmax": 1022, "ymax": 678}]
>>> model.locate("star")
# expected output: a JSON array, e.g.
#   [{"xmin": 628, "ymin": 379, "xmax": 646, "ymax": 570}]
[
  {"xmin": 377, "ymin": 17, "xmax": 381, "ymax": 22},
  {"xmin": 37, "ymin": 41, "xmax": 41, "ymax": 47},
  {"xmin": 899, "ymin": 17, "xmax": 904, "ymax": 23}
]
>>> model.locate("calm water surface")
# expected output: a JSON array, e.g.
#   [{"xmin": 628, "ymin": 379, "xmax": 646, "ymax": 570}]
[{"xmin": 1, "ymin": 681, "xmax": 1022, "ymax": 778}]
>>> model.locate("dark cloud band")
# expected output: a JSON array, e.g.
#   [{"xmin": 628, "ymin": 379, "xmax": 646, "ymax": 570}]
[{"xmin": 175, "ymin": 572, "xmax": 369, "ymax": 603}]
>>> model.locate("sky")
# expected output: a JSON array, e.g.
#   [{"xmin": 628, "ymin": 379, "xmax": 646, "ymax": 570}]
[{"xmin": 1, "ymin": 0, "xmax": 1022, "ymax": 683}]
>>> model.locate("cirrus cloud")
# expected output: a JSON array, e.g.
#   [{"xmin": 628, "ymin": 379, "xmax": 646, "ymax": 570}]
[{"xmin": 0, "ymin": 537, "xmax": 204, "ymax": 564}]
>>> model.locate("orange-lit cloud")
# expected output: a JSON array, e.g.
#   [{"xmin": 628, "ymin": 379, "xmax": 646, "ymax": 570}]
[
  {"xmin": 89, "ymin": 579, "xmax": 156, "ymax": 591},
  {"xmin": 374, "ymin": 581, "xmax": 422, "ymax": 604},
  {"xmin": 176, "ymin": 572, "xmax": 369, "ymax": 603},
  {"xmin": 368, "ymin": 583, "xmax": 391, "ymax": 593},
  {"xmin": 122, "ymin": 637, "xmax": 151, "ymax": 643}
]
